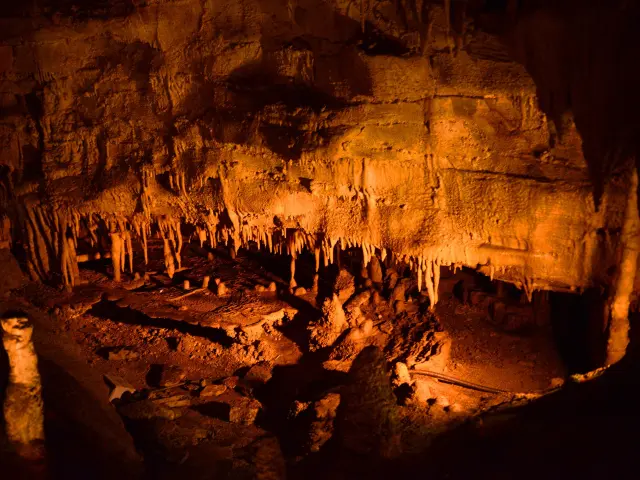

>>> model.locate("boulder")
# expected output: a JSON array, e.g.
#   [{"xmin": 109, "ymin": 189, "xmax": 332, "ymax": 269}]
[
  {"xmin": 392, "ymin": 362, "xmax": 412, "ymax": 387},
  {"xmin": 117, "ymin": 400, "xmax": 182, "ymax": 421},
  {"xmin": 147, "ymin": 364, "xmax": 186, "ymax": 388},
  {"xmin": 229, "ymin": 397, "xmax": 262, "ymax": 425},
  {"xmin": 336, "ymin": 347, "xmax": 402, "ymax": 459},
  {"xmin": 309, "ymin": 393, "xmax": 341, "ymax": 452},
  {"xmin": 243, "ymin": 362, "xmax": 273, "ymax": 387},
  {"xmin": 308, "ymin": 294, "xmax": 348, "ymax": 351},
  {"xmin": 200, "ymin": 384, "xmax": 227, "ymax": 397}
]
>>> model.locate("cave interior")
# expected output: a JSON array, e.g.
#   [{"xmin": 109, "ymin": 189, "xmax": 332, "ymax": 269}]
[{"xmin": 1, "ymin": 0, "xmax": 640, "ymax": 479}]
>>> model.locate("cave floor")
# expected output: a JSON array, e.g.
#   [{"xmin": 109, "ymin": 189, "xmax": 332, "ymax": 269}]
[{"xmin": 4, "ymin": 241, "xmax": 567, "ymax": 478}]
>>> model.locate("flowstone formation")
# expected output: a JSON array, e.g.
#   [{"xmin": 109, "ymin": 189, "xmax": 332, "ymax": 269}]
[{"xmin": 0, "ymin": 1, "xmax": 638, "ymax": 358}]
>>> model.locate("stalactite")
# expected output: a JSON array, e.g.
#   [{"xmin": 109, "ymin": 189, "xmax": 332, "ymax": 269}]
[
  {"xmin": 142, "ymin": 226, "xmax": 148, "ymax": 265},
  {"xmin": 110, "ymin": 231, "xmax": 122, "ymax": 282},
  {"xmin": 69, "ymin": 237, "xmax": 80, "ymax": 285},
  {"xmin": 225, "ymin": 208, "xmax": 241, "ymax": 256},
  {"xmin": 290, "ymin": 256, "xmax": 297, "ymax": 290},
  {"xmin": 29, "ymin": 208, "xmax": 51, "ymax": 275},
  {"xmin": 287, "ymin": 231, "xmax": 297, "ymax": 290},
  {"xmin": 197, "ymin": 226, "xmax": 207, "ymax": 247},
  {"xmin": 421, "ymin": 254, "xmax": 440, "ymax": 310},
  {"xmin": 522, "ymin": 275, "xmax": 534, "ymax": 303},
  {"xmin": 204, "ymin": 210, "xmax": 218, "ymax": 249},
  {"xmin": 314, "ymin": 244, "xmax": 321, "ymax": 273},
  {"xmin": 43, "ymin": 209, "xmax": 59, "ymax": 260},
  {"xmin": 158, "ymin": 215, "xmax": 182, "ymax": 271},
  {"xmin": 433, "ymin": 257, "xmax": 440, "ymax": 304},
  {"xmin": 125, "ymin": 230, "xmax": 133, "ymax": 273},
  {"xmin": 60, "ymin": 223, "xmax": 72, "ymax": 288},
  {"xmin": 24, "ymin": 221, "xmax": 42, "ymax": 280},
  {"xmin": 24, "ymin": 211, "xmax": 46, "ymax": 280},
  {"xmin": 87, "ymin": 215, "xmax": 98, "ymax": 247},
  {"xmin": 175, "ymin": 222, "xmax": 183, "ymax": 269},
  {"xmin": 163, "ymin": 238, "xmax": 175, "ymax": 279}
]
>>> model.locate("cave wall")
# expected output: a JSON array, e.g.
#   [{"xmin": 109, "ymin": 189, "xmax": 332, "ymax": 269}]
[{"xmin": 0, "ymin": 0, "xmax": 635, "ymax": 296}]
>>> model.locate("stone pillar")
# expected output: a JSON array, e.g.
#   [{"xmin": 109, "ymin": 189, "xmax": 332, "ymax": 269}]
[
  {"xmin": 1, "ymin": 314, "xmax": 45, "ymax": 463},
  {"xmin": 605, "ymin": 168, "xmax": 639, "ymax": 365},
  {"xmin": 110, "ymin": 232, "xmax": 122, "ymax": 282}
]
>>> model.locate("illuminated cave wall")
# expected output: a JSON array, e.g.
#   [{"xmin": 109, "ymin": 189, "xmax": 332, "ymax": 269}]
[{"xmin": 0, "ymin": 0, "xmax": 637, "ymax": 297}]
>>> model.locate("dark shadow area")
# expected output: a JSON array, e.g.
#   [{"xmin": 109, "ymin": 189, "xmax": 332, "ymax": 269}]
[
  {"xmin": 165, "ymin": 337, "xmax": 179, "ymax": 351},
  {"xmin": 0, "ymin": 0, "xmax": 135, "ymax": 20},
  {"xmin": 550, "ymin": 289, "xmax": 606, "ymax": 373},
  {"xmin": 398, "ymin": 312, "xmax": 640, "ymax": 480},
  {"xmin": 88, "ymin": 299, "xmax": 234, "ymax": 347},
  {"xmin": 506, "ymin": 0, "xmax": 640, "ymax": 207},
  {"xmin": 145, "ymin": 364, "xmax": 163, "ymax": 388},
  {"xmin": 358, "ymin": 23, "xmax": 412, "ymax": 56},
  {"xmin": 192, "ymin": 401, "xmax": 231, "ymax": 422},
  {"xmin": 258, "ymin": 355, "xmax": 348, "ymax": 458},
  {"xmin": 38, "ymin": 359, "xmax": 140, "ymax": 480},
  {"xmin": 286, "ymin": 311, "xmax": 640, "ymax": 480}
]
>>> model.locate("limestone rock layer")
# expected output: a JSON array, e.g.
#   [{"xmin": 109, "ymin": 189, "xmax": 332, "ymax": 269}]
[{"xmin": 0, "ymin": 1, "xmax": 637, "ymax": 297}]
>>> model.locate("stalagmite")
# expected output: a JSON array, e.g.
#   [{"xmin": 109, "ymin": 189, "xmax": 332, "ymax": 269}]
[
  {"xmin": 215, "ymin": 278, "xmax": 228, "ymax": 296},
  {"xmin": 1, "ymin": 314, "xmax": 45, "ymax": 462},
  {"xmin": 203, "ymin": 276, "xmax": 210, "ymax": 289},
  {"xmin": 605, "ymin": 168, "xmax": 640, "ymax": 365},
  {"xmin": 110, "ymin": 232, "xmax": 122, "ymax": 282}
]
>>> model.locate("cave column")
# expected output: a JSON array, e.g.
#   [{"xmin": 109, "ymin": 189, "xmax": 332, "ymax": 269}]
[
  {"xmin": 110, "ymin": 230, "xmax": 122, "ymax": 282},
  {"xmin": 605, "ymin": 168, "xmax": 639, "ymax": 365}
]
